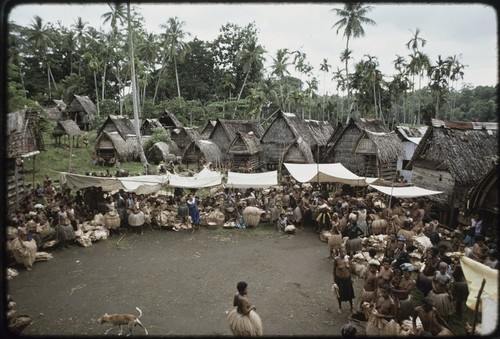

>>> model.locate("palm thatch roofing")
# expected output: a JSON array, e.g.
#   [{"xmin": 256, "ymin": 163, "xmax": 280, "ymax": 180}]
[
  {"xmin": 467, "ymin": 159, "xmax": 499, "ymax": 214},
  {"xmin": 146, "ymin": 141, "xmax": 181, "ymax": 163},
  {"xmin": 354, "ymin": 130, "xmax": 405, "ymax": 163},
  {"xmin": 66, "ymin": 94, "xmax": 97, "ymax": 118},
  {"xmin": 210, "ymin": 118, "xmax": 265, "ymax": 140},
  {"xmin": 53, "ymin": 120, "xmax": 82, "ymax": 137},
  {"xmin": 7, "ymin": 108, "xmax": 40, "ymax": 157},
  {"xmin": 395, "ymin": 125, "xmax": 428, "ymax": 144},
  {"xmin": 305, "ymin": 119, "xmax": 335, "ymax": 146},
  {"xmin": 125, "ymin": 135, "xmax": 151, "ymax": 161},
  {"xmin": 98, "ymin": 115, "xmax": 137, "ymax": 140},
  {"xmin": 407, "ymin": 118, "xmax": 498, "ymax": 186},
  {"xmin": 42, "ymin": 99, "xmax": 66, "ymax": 121},
  {"xmin": 141, "ymin": 118, "xmax": 163, "ymax": 135},
  {"xmin": 183, "ymin": 139, "xmax": 223, "ymax": 164},
  {"xmin": 283, "ymin": 136, "xmax": 315, "ymax": 163},
  {"xmin": 227, "ymin": 132, "xmax": 261, "ymax": 155},
  {"xmin": 325, "ymin": 121, "xmax": 344, "ymax": 148},
  {"xmin": 159, "ymin": 110, "xmax": 183, "ymax": 129},
  {"xmin": 264, "ymin": 111, "xmax": 314, "ymax": 145},
  {"xmin": 94, "ymin": 131, "xmax": 129, "ymax": 159},
  {"xmin": 200, "ymin": 120, "xmax": 217, "ymax": 139}
]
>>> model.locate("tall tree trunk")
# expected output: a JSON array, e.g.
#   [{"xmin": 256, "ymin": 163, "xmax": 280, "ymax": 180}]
[
  {"xmin": 93, "ymin": 71, "xmax": 100, "ymax": 116},
  {"xmin": 233, "ymin": 70, "xmax": 250, "ymax": 118},
  {"xmin": 174, "ymin": 56, "xmax": 181, "ymax": 98},
  {"xmin": 47, "ymin": 67, "xmax": 51, "ymax": 100},
  {"xmin": 101, "ymin": 65, "xmax": 107, "ymax": 102},
  {"xmin": 127, "ymin": 3, "xmax": 148, "ymax": 167}
]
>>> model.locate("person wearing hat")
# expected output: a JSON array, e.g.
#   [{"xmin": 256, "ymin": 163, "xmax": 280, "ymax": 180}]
[{"xmin": 392, "ymin": 263, "xmax": 416, "ymax": 323}]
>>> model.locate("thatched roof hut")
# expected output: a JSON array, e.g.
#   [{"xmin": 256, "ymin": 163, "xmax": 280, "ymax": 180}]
[
  {"xmin": 98, "ymin": 115, "xmax": 137, "ymax": 140},
  {"xmin": 182, "ymin": 139, "xmax": 223, "ymax": 168},
  {"xmin": 94, "ymin": 131, "xmax": 129, "ymax": 163},
  {"xmin": 200, "ymin": 120, "xmax": 216, "ymax": 139},
  {"xmin": 52, "ymin": 120, "xmax": 83, "ymax": 147},
  {"xmin": 353, "ymin": 130, "xmax": 405, "ymax": 180},
  {"xmin": 141, "ymin": 118, "xmax": 163, "ymax": 136},
  {"xmin": 209, "ymin": 118, "xmax": 264, "ymax": 161},
  {"xmin": 407, "ymin": 118, "xmax": 498, "ymax": 225},
  {"xmin": 260, "ymin": 110, "xmax": 328, "ymax": 167},
  {"xmin": 42, "ymin": 99, "xmax": 66, "ymax": 121},
  {"xmin": 7, "ymin": 108, "xmax": 42, "ymax": 157},
  {"xmin": 282, "ymin": 137, "xmax": 315, "ymax": 164},
  {"xmin": 171, "ymin": 127, "xmax": 201, "ymax": 154},
  {"xmin": 324, "ymin": 122, "xmax": 344, "ymax": 154},
  {"xmin": 146, "ymin": 141, "xmax": 181, "ymax": 164},
  {"xmin": 324, "ymin": 117, "xmax": 390, "ymax": 176},
  {"xmin": 64, "ymin": 94, "xmax": 97, "ymax": 131},
  {"xmin": 158, "ymin": 110, "xmax": 183, "ymax": 130},
  {"xmin": 124, "ymin": 135, "xmax": 151, "ymax": 162},
  {"xmin": 228, "ymin": 131, "xmax": 261, "ymax": 171}
]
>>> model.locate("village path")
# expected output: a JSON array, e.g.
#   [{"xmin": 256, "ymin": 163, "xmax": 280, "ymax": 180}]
[{"xmin": 7, "ymin": 226, "xmax": 364, "ymax": 337}]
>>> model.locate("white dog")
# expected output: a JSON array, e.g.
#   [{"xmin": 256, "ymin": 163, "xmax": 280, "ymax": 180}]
[{"xmin": 98, "ymin": 307, "xmax": 148, "ymax": 336}]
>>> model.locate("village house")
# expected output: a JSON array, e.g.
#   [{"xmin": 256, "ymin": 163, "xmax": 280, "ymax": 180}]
[
  {"xmin": 171, "ymin": 127, "xmax": 201, "ymax": 155},
  {"xmin": 64, "ymin": 94, "xmax": 97, "ymax": 131},
  {"xmin": 395, "ymin": 125, "xmax": 428, "ymax": 182},
  {"xmin": 227, "ymin": 132, "xmax": 261, "ymax": 172},
  {"xmin": 52, "ymin": 120, "xmax": 82, "ymax": 148},
  {"xmin": 407, "ymin": 118, "xmax": 498, "ymax": 226}
]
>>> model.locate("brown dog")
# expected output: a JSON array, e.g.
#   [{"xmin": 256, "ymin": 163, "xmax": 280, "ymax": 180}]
[{"xmin": 98, "ymin": 307, "xmax": 148, "ymax": 336}]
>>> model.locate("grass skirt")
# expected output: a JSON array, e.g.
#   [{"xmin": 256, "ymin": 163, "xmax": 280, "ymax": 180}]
[
  {"xmin": 427, "ymin": 291, "xmax": 454, "ymax": 317},
  {"xmin": 55, "ymin": 224, "xmax": 75, "ymax": 242},
  {"xmin": 11, "ymin": 238, "xmax": 37, "ymax": 269},
  {"xmin": 227, "ymin": 308, "xmax": 263, "ymax": 336},
  {"xmin": 396, "ymin": 295, "xmax": 414, "ymax": 323},
  {"xmin": 346, "ymin": 238, "xmax": 362, "ymax": 254}
]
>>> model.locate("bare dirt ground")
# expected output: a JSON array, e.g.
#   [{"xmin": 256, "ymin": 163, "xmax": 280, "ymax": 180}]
[{"xmin": 7, "ymin": 225, "xmax": 364, "ymax": 337}]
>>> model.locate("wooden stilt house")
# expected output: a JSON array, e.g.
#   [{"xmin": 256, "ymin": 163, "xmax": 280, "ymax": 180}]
[
  {"xmin": 227, "ymin": 132, "xmax": 261, "ymax": 171},
  {"xmin": 171, "ymin": 127, "xmax": 201, "ymax": 155},
  {"xmin": 52, "ymin": 120, "xmax": 82, "ymax": 147},
  {"xmin": 64, "ymin": 94, "xmax": 97, "ymax": 131},
  {"xmin": 182, "ymin": 139, "xmax": 223, "ymax": 169}
]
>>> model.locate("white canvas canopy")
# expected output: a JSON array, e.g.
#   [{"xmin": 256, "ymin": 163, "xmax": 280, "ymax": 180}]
[
  {"xmin": 368, "ymin": 184, "xmax": 443, "ymax": 198},
  {"xmin": 168, "ymin": 167, "xmax": 222, "ymax": 188},
  {"xmin": 226, "ymin": 170, "xmax": 278, "ymax": 189},
  {"xmin": 59, "ymin": 167, "xmax": 222, "ymax": 193},
  {"xmin": 284, "ymin": 163, "xmax": 378, "ymax": 186}
]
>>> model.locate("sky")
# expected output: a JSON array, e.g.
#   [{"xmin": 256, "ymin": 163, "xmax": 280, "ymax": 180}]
[{"xmin": 6, "ymin": 2, "xmax": 498, "ymax": 95}]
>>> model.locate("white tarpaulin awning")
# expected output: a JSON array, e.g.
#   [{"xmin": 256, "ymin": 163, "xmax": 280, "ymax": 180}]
[
  {"xmin": 226, "ymin": 170, "xmax": 278, "ymax": 189},
  {"xmin": 60, "ymin": 168, "xmax": 222, "ymax": 193},
  {"xmin": 168, "ymin": 167, "xmax": 222, "ymax": 188},
  {"xmin": 368, "ymin": 184, "xmax": 443, "ymax": 198},
  {"xmin": 284, "ymin": 163, "xmax": 378, "ymax": 186}
]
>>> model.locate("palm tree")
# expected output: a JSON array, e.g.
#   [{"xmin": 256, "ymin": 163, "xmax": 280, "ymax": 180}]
[
  {"xmin": 331, "ymin": 2, "xmax": 376, "ymax": 102},
  {"xmin": 8, "ymin": 32, "xmax": 27, "ymax": 98},
  {"xmin": 319, "ymin": 58, "xmax": 331, "ymax": 119},
  {"xmin": 271, "ymin": 48, "xmax": 291, "ymax": 109},
  {"xmin": 405, "ymin": 27, "xmax": 427, "ymax": 52},
  {"xmin": 71, "ymin": 17, "xmax": 89, "ymax": 75},
  {"xmin": 27, "ymin": 15, "xmax": 56, "ymax": 99},
  {"xmin": 137, "ymin": 32, "xmax": 159, "ymax": 109},
  {"xmin": 160, "ymin": 16, "xmax": 191, "ymax": 99},
  {"xmin": 447, "ymin": 54, "xmax": 466, "ymax": 113},
  {"xmin": 428, "ymin": 55, "xmax": 450, "ymax": 119},
  {"xmin": 233, "ymin": 36, "xmax": 266, "ymax": 117}
]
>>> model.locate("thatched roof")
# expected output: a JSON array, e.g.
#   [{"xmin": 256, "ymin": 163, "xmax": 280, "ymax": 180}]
[
  {"xmin": 159, "ymin": 110, "xmax": 183, "ymax": 129},
  {"xmin": 42, "ymin": 99, "xmax": 66, "ymax": 121},
  {"xmin": 407, "ymin": 118, "xmax": 498, "ymax": 186},
  {"xmin": 280, "ymin": 111, "xmax": 314, "ymax": 145},
  {"xmin": 210, "ymin": 118, "xmax": 265, "ymax": 140},
  {"xmin": 66, "ymin": 94, "xmax": 97, "ymax": 118},
  {"xmin": 305, "ymin": 119, "xmax": 335, "ymax": 146},
  {"xmin": 283, "ymin": 136, "xmax": 315, "ymax": 163},
  {"xmin": 325, "ymin": 121, "xmax": 344, "ymax": 148},
  {"xmin": 183, "ymin": 139, "xmax": 223, "ymax": 163},
  {"xmin": 356, "ymin": 130, "xmax": 405, "ymax": 163},
  {"xmin": 395, "ymin": 125, "xmax": 428, "ymax": 144},
  {"xmin": 125, "ymin": 135, "xmax": 151, "ymax": 160},
  {"xmin": 95, "ymin": 131, "xmax": 128, "ymax": 158},
  {"xmin": 53, "ymin": 120, "xmax": 82, "ymax": 137},
  {"xmin": 98, "ymin": 115, "xmax": 136, "ymax": 140},
  {"xmin": 200, "ymin": 120, "xmax": 216, "ymax": 139},
  {"xmin": 228, "ymin": 132, "xmax": 261, "ymax": 155}
]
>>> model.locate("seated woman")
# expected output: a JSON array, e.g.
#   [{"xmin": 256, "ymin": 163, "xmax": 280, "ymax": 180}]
[{"xmin": 9, "ymin": 227, "xmax": 37, "ymax": 271}]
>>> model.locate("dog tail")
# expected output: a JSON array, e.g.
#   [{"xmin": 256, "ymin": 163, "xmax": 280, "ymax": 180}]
[{"xmin": 136, "ymin": 307, "xmax": 143, "ymax": 318}]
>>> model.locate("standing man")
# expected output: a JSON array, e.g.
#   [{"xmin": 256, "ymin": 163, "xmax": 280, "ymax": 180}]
[{"xmin": 332, "ymin": 245, "xmax": 355, "ymax": 314}]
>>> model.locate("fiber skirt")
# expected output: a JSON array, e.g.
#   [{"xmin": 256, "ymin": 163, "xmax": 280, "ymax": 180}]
[
  {"xmin": 427, "ymin": 291, "xmax": 454, "ymax": 317},
  {"xmin": 396, "ymin": 295, "xmax": 414, "ymax": 323},
  {"xmin": 55, "ymin": 223, "xmax": 75, "ymax": 242},
  {"xmin": 335, "ymin": 276, "xmax": 355, "ymax": 302},
  {"xmin": 346, "ymin": 238, "xmax": 362, "ymax": 254},
  {"xmin": 227, "ymin": 308, "xmax": 263, "ymax": 336}
]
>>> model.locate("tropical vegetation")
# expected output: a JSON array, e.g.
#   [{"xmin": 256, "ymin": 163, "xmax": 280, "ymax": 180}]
[{"xmin": 7, "ymin": 2, "xmax": 497, "ymax": 130}]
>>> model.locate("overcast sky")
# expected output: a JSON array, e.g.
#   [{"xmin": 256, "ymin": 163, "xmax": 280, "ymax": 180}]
[{"xmin": 7, "ymin": 2, "xmax": 498, "ymax": 95}]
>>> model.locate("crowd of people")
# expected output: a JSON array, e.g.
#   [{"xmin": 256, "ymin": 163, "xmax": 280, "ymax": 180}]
[{"xmin": 7, "ymin": 169, "xmax": 498, "ymax": 336}]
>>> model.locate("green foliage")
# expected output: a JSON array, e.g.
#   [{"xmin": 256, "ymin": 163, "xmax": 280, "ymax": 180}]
[
  {"xmin": 142, "ymin": 127, "xmax": 171, "ymax": 151},
  {"xmin": 99, "ymin": 99, "xmax": 120, "ymax": 116}
]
